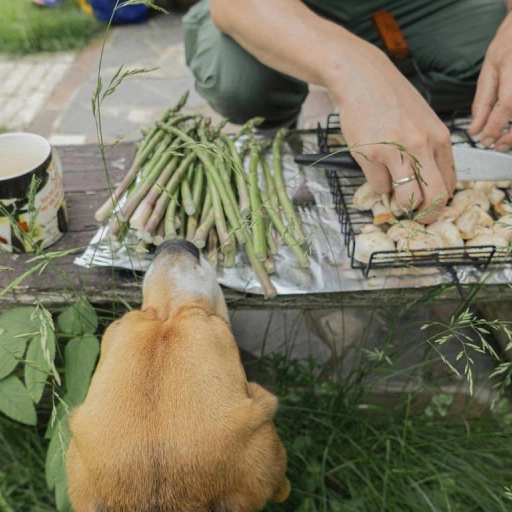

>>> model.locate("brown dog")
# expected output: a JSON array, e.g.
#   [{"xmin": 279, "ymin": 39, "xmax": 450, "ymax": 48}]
[{"xmin": 66, "ymin": 240, "xmax": 290, "ymax": 512}]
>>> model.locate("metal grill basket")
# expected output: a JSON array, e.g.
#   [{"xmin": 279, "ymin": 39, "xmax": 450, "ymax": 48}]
[{"xmin": 319, "ymin": 114, "xmax": 512, "ymax": 278}]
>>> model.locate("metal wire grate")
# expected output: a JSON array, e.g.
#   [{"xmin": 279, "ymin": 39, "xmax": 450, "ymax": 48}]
[{"xmin": 321, "ymin": 114, "xmax": 512, "ymax": 278}]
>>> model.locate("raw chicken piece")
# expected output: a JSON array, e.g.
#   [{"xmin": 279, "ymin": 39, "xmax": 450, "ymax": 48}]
[
  {"xmin": 396, "ymin": 233, "xmax": 441, "ymax": 253},
  {"xmin": 426, "ymin": 221, "xmax": 464, "ymax": 248},
  {"xmin": 466, "ymin": 230, "xmax": 509, "ymax": 260},
  {"xmin": 437, "ymin": 206, "xmax": 460, "ymax": 222},
  {"xmin": 455, "ymin": 206, "xmax": 494, "ymax": 239},
  {"xmin": 387, "ymin": 220, "xmax": 439, "ymax": 255},
  {"xmin": 455, "ymin": 181, "xmax": 473, "ymax": 190},
  {"xmin": 471, "ymin": 182, "xmax": 507, "ymax": 216},
  {"xmin": 386, "ymin": 220, "xmax": 423, "ymax": 242},
  {"xmin": 449, "ymin": 189, "xmax": 490, "ymax": 215},
  {"xmin": 352, "ymin": 182, "xmax": 395, "ymax": 225},
  {"xmin": 492, "ymin": 215, "xmax": 512, "ymax": 242},
  {"xmin": 466, "ymin": 229, "xmax": 508, "ymax": 247},
  {"xmin": 353, "ymin": 224, "xmax": 395, "ymax": 264},
  {"xmin": 381, "ymin": 193, "xmax": 406, "ymax": 218}
]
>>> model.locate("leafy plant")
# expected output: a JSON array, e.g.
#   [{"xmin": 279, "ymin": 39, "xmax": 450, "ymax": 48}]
[{"xmin": 0, "ymin": 298, "xmax": 100, "ymax": 510}]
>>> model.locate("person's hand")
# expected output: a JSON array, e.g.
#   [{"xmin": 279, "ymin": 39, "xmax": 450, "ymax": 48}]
[
  {"xmin": 469, "ymin": 12, "xmax": 512, "ymax": 150},
  {"xmin": 329, "ymin": 41, "xmax": 456, "ymax": 224}
]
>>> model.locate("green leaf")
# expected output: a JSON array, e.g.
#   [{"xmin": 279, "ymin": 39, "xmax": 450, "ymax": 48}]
[
  {"xmin": 0, "ymin": 306, "xmax": 38, "ymax": 379},
  {"xmin": 65, "ymin": 334, "xmax": 100, "ymax": 404},
  {"xmin": 57, "ymin": 298, "xmax": 98, "ymax": 336},
  {"xmin": 55, "ymin": 476, "xmax": 72, "ymax": 512},
  {"xmin": 46, "ymin": 418, "xmax": 71, "ymax": 490},
  {"xmin": 0, "ymin": 375, "xmax": 37, "ymax": 425},
  {"xmin": 24, "ymin": 331, "xmax": 57, "ymax": 404}
]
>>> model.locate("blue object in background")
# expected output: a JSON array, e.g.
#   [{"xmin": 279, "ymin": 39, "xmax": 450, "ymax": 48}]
[{"xmin": 89, "ymin": 0, "xmax": 149, "ymax": 25}]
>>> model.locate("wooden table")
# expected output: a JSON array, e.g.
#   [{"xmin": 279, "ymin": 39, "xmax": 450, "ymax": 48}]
[{"xmin": 1, "ymin": 143, "xmax": 512, "ymax": 312}]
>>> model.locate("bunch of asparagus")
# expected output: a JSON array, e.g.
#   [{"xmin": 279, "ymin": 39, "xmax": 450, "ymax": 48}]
[{"xmin": 94, "ymin": 93, "xmax": 310, "ymax": 298}]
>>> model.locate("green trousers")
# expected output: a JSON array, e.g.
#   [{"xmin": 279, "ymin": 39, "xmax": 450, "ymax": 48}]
[{"xmin": 183, "ymin": 0, "xmax": 507, "ymax": 128}]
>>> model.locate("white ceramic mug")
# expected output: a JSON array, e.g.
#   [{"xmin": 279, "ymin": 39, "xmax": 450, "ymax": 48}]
[{"xmin": 0, "ymin": 133, "xmax": 68, "ymax": 252}]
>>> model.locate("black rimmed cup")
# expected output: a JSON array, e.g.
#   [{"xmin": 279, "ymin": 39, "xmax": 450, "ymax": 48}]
[{"xmin": 0, "ymin": 133, "xmax": 68, "ymax": 252}]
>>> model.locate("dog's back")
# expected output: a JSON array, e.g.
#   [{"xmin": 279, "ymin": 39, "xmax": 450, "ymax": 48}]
[
  {"xmin": 66, "ymin": 242, "xmax": 290, "ymax": 512},
  {"xmin": 67, "ymin": 309, "xmax": 289, "ymax": 512}
]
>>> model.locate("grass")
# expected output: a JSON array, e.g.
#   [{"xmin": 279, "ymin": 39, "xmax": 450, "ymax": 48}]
[
  {"xmin": 2, "ymin": 344, "xmax": 512, "ymax": 512},
  {"xmin": 0, "ymin": 0, "xmax": 103, "ymax": 55},
  {"xmin": 264, "ymin": 355, "xmax": 512, "ymax": 512},
  {"xmin": 0, "ymin": 416, "xmax": 55, "ymax": 511}
]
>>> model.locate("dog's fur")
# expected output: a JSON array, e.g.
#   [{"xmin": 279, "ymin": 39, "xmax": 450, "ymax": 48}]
[{"xmin": 66, "ymin": 241, "xmax": 290, "ymax": 512}]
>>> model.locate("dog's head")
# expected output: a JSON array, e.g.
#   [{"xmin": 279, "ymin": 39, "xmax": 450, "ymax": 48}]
[{"xmin": 142, "ymin": 240, "xmax": 229, "ymax": 322}]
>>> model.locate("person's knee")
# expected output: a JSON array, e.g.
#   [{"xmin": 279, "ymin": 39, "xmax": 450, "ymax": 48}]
[
  {"xmin": 198, "ymin": 66, "xmax": 308, "ymax": 128},
  {"xmin": 197, "ymin": 77, "xmax": 272, "ymax": 125}
]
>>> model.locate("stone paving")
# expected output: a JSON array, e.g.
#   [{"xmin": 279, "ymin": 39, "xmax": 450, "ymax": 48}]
[
  {"xmin": 0, "ymin": 52, "xmax": 75, "ymax": 132},
  {"xmin": 2, "ymin": 11, "xmax": 334, "ymax": 145}
]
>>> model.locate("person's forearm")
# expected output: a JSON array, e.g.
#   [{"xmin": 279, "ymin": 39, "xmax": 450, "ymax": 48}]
[
  {"xmin": 210, "ymin": 0, "xmax": 378, "ymax": 100},
  {"xmin": 507, "ymin": 0, "xmax": 512, "ymax": 12}
]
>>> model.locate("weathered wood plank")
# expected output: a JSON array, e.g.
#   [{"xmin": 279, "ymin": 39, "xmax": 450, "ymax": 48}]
[{"xmin": 2, "ymin": 143, "xmax": 512, "ymax": 312}]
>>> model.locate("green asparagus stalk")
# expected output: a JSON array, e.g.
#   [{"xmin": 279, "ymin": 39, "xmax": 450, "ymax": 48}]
[
  {"xmin": 167, "ymin": 90, "xmax": 190, "ymax": 118},
  {"xmin": 139, "ymin": 151, "xmax": 197, "ymax": 241},
  {"xmin": 160, "ymin": 124, "xmax": 246, "ymax": 244},
  {"xmin": 243, "ymin": 237, "xmax": 277, "ymax": 298},
  {"xmin": 180, "ymin": 176, "xmax": 196, "ymax": 216},
  {"xmin": 248, "ymin": 142, "xmax": 267, "ymax": 261},
  {"xmin": 223, "ymin": 247, "xmax": 236, "ymax": 268},
  {"xmin": 219, "ymin": 133, "xmax": 250, "ymax": 217},
  {"xmin": 207, "ymin": 172, "xmax": 234, "ymax": 255},
  {"xmin": 163, "ymin": 197, "xmax": 178, "ymax": 240},
  {"xmin": 272, "ymin": 128, "xmax": 306, "ymax": 243},
  {"xmin": 191, "ymin": 162, "xmax": 205, "ymax": 210},
  {"xmin": 233, "ymin": 117, "xmax": 265, "ymax": 140},
  {"xmin": 266, "ymin": 223, "xmax": 278, "ymax": 255},
  {"xmin": 192, "ymin": 208, "xmax": 214, "ymax": 249},
  {"xmin": 177, "ymin": 205, "xmax": 187, "ymax": 240},
  {"xmin": 192, "ymin": 190, "xmax": 214, "ymax": 248},
  {"xmin": 185, "ymin": 162, "xmax": 204, "ymax": 241},
  {"xmin": 130, "ymin": 155, "xmax": 179, "ymax": 230},
  {"xmin": 207, "ymin": 228, "xmax": 219, "ymax": 266},
  {"xmin": 94, "ymin": 128, "xmax": 166, "ymax": 222},
  {"xmin": 260, "ymin": 153, "xmax": 282, "ymax": 223},
  {"xmin": 261, "ymin": 188, "xmax": 310, "ymax": 267},
  {"xmin": 153, "ymin": 219, "xmax": 165, "ymax": 246},
  {"xmin": 264, "ymin": 255, "xmax": 276, "ymax": 275}
]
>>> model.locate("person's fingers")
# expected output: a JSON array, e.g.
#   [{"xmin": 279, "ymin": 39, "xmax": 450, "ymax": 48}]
[
  {"xmin": 351, "ymin": 144, "xmax": 424, "ymax": 213},
  {"xmin": 388, "ymin": 165, "xmax": 423, "ymax": 213},
  {"xmin": 350, "ymin": 150, "xmax": 393, "ymax": 195},
  {"xmin": 469, "ymin": 63, "xmax": 498, "ymax": 139},
  {"xmin": 386, "ymin": 143, "xmax": 450, "ymax": 224},
  {"xmin": 413, "ymin": 155, "xmax": 450, "ymax": 224},
  {"xmin": 478, "ymin": 90, "xmax": 512, "ymax": 148},
  {"xmin": 494, "ymin": 128, "xmax": 512, "ymax": 152},
  {"xmin": 433, "ymin": 129, "xmax": 457, "ymax": 198}
]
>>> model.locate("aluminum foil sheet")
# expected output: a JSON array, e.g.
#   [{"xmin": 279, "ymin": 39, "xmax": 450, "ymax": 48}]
[{"xmin": 75, "ymin": 133, "xmax": 512, "ymax": 295}]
